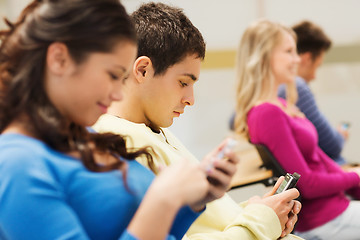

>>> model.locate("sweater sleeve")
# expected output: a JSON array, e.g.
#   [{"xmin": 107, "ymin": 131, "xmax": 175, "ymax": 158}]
[
  {"xmin": 249, "ymin": 105, "xmax": 359, "ymax": 199},
  {"xmin": 183, "ymin": 195, "xmax": 282, "ymax": 240},
  {"xmin": 295, "ymin": 79, "xmax": 345, "ymax": 160}
]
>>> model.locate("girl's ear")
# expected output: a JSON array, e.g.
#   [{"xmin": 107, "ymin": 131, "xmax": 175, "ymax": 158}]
[
  {"xmin": 133, "ymin": 56, "xmax": 154, "ymax": 83},
  {"xmin": 46, "ymin": 42, "xmax": 73, "ymax": 76}
]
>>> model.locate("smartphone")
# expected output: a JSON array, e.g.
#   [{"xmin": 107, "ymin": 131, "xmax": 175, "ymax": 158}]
[{"xmin": 275, "ymin": 172, "xmax": 300, "ymax": 194}]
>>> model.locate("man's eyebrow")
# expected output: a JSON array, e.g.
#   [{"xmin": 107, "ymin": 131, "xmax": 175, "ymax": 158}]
[{"xmin": 181, "ymin": 73, "xmax": 198, "ymax": 81}]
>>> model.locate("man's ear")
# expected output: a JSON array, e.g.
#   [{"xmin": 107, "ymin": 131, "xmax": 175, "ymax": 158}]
[
  {"xmin": 46, "ymin": 42, "xmax": 73, "ymax": 76},
  {"xmin": 299, "ymin": 52, "xmax": 313, "ymax": 66},
  {"xmin": 133, "ymin": 56, "xmax": 153, "ymax": 83}
]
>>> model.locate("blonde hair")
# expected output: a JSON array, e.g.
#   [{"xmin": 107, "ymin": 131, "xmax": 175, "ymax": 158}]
[{"xmin": 234, "ymin": 19, "xmax": 297, "ymax": 137}]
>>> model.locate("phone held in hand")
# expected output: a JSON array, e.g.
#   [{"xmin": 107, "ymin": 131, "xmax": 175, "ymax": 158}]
[{"xmin": 275, "ymin": 172, "xmax": 301, "ymax": 194}]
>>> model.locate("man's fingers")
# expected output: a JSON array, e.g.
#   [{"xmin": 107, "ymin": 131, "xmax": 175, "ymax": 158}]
[
  {"xmin": 264, "ymin": 176, "xmax": 285, "ymax": 197},
  {"xmin": 213, "ymin": 159, "xmax": 237, "ymax": 176},
  {"xmin": 283, "ymin": 211, "xmax": 298, "ymax": 236},
  {"xmin": 277, "ymin": 188, "xmax": 300, "ymax": 201},
  {"xmin": 207, "ymin": 167, "xmax": 231, "ymax": 188},
  {"xmin": 292, "ymin": 200, "xmax": 302, "ymax": 214},
  {"xmin": 223, "ymin": 150, "xmax": 240, "ymax": 165}
]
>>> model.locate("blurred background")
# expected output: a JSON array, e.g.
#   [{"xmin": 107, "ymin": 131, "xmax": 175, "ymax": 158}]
[{"xmin": 2, "ymin": 0, "xmax": 360, "ymax": 199}]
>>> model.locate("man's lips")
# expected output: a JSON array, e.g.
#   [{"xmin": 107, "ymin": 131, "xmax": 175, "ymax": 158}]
[{"xmin": 173, "ymin": 110, "xmax": 184, "ymax": 117}]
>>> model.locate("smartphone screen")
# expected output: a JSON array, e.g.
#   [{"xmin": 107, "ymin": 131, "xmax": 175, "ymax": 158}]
[{"xmin": 275, "ymin": 172, "xmax": 300, "ymax": 194}]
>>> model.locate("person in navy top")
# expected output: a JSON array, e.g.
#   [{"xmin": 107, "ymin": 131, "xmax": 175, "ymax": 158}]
[{"xmin": 278, "ymin": 20, "xmax": 348, "ymax": 165}]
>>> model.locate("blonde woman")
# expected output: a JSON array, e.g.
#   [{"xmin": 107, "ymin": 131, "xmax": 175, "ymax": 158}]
[{"xmin": 234, "ymin": 19, "xmax": 360, "ymax": 240}]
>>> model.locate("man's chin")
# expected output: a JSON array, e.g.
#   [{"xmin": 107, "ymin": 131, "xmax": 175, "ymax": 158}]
[{"xmin": 161, "ymin": 119, "xmax": 174, "ymax": 128}]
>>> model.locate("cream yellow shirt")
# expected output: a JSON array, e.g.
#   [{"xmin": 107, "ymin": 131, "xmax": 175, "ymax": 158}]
[{"xmin": 93, "ymin": 114, "xmax": 303, "ymax": 240}]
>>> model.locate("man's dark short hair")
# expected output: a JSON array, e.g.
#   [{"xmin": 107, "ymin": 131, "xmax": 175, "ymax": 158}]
[
  {"xmin": 292, "ymin": 20, "xmax": 332, "ymax": 59},
  {"xmin": 131, "ymin": 2, "xmax": 206, "ymax": 75}
]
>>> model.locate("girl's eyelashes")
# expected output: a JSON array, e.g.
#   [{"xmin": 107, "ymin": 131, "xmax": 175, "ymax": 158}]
[
  {"xmin": 122, "ymin": 74, "xmax": 130, "ymax": 82},
  {"xmin": 109, "ymin": 69, "xmax": 129, "ymax": 82},
  {"xmin": 287, "ymin": 48, "xmax": 297, "ymax": 54},
  {"xmin": 108, "ymin": 72, "xmax": 119, "ymax": 80}
]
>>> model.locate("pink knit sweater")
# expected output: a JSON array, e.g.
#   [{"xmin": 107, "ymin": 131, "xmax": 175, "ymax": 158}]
[{"xmin": 247, "ymin": 99, "xmax": 360, "ymax": 231}]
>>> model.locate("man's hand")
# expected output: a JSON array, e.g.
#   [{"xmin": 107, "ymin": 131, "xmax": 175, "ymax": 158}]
[{"xmin": 249, "ymin": 176, "xmax": 302, "ymax": 237}]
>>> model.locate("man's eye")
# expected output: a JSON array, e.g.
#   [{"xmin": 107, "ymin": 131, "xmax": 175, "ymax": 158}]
[{"xmin": 180, "ymin": 81, "xmax": 188, "ymax": 87}]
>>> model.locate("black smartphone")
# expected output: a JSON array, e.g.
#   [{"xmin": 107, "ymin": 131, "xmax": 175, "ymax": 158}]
[{"xmin": 275, "ymin": 172, "xmax": 300, "ymax": 194}]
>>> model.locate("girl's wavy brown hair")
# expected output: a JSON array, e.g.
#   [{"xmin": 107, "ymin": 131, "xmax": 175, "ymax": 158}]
[{"xmin": 0, "ymin": 0, "xmax": 156, "ymax": 174}]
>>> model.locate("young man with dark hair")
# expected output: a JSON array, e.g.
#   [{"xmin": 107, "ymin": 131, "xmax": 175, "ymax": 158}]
[
  {"xmin": 278, "ymin": 20, "xmax": 348, "ymax": 165},
  {"xmin": 94, "ymin": 3, "xmax": 302, "ymax": 239}
]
